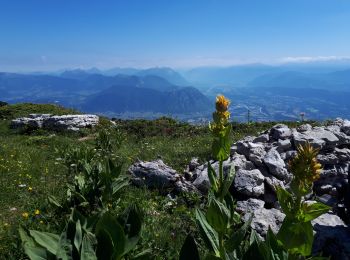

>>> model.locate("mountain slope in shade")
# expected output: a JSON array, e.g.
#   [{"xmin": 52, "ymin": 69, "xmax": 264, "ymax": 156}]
[{"xmin": 81, "ymin": 84, "xmax": 211, "ymax": 114}]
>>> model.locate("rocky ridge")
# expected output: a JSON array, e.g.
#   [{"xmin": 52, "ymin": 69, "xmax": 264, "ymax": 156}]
[
  {"xmin": 128, "ymin": 118, "xmax": 350, "ymax": 258},
  {"xmin": 11, "ymin": 114, "xmax": 99, "ymax": 131}
]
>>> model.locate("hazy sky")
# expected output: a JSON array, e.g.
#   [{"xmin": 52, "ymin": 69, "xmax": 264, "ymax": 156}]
[{"xmin": 1, "ymin": 0, "xmax": 350, "ymax": 71}]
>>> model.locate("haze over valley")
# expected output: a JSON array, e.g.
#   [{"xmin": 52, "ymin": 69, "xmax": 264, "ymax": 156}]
[{"xmin": 2, "ymin": 61, "xmax": 350, "ymax": 122}]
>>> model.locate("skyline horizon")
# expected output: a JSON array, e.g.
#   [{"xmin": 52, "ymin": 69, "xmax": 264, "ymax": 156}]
[{"xmin": 3, "ymin": 55, "xmax": 350, "ymax": 73}]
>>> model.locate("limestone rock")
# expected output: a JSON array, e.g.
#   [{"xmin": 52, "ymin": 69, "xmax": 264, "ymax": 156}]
[
  {"xmin": 11, "ymin": 114, "xmax": 99, "ymax": 131},
  {"xmin": 243, "ymin": 208, "xmax": 285, "ymax": 237},
  {"xmin": 263, "ymin": 149, "xmax": 291, "ymax": 181},
  {"xmin": 236, "ymin": 198, "xmax": 265, "ymax": 214},
  {"xmin": 312, "ymin": 213, "xmax": 350, "ymax": 259},
  {"xmin": 270, "ymin": 124, "xmax": 292, "ymax": 140},
  {"xmin": 129, "ymin": 159, "xmax": 179, "ymax": 189},
  {"xmin": 233, "ymin": 169, "xmax": 265, "ymax": 197}
]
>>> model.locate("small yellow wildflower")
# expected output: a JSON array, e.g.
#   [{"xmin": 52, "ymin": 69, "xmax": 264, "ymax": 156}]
[
  {"xmin": 39, "ymin": 220, "xmax": 44, "ymax": 224},
  {"xmin": 28, "ymin": 187, "xmax": 33, "ymax": 192},
  {"xmin": 22, "ymin": 212, "xmax": 29, "ymax": 219},
  {"xmin": 34, "ymin": 209, "xmax": 40, "ymax": 215}
]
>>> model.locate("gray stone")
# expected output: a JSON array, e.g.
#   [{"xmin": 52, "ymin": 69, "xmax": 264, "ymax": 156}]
[
  {"xmin": 270, "ymin": 124, "xmax": 292, "ymax": 140},
  {"xmin": 193, "ymin": 158, "xmax": 238, "ymax": 193},
  {"xmin": 297, "ymin": 124, "xmax": 312, "ymax": 132},
  {"xmin": 230, "ymin": 145, "xmax": 237, "ymax": 155},
  {"xmin": 233, "ymin": 169, "xmax": 265, "ymax": 197},
  {"xmin": 263, "ymin": 149, "xmax": 291, "ymax": 181},
  {"xmin": 335, "ymin": 148, "xmax": 350, "ymax": 162},
  {"xmin": 11, "ymin": 114, "xmax": 99, "ymax": 131},
  {"xmin": 253, "ymin": 134, "xmax": 269, "ymax": 143},
  {"xmin": 174, "ymin": 180, "xmax": 200, "ymax": 194},
  {"xmin": 248, "ymin": 145, "xmax": 266, "ymax": 168},
  {"xmin": 293, "ymin": 127, "xmax": 339, "ymax": 150},
  {"xmin": 341, "ymin": 119, "xmax": 350, "ymax": 135},
  {"xmin": 243, "ymin": 208, "xmax": 285, "ymax": 237},
  {"xmin": 236, "ymin": 198, "xmax": 265, "ymax": 214},
  {"xmin": 129, "ymin": 159, "xmax": 179, "ymax": 189},
  {"xmin": 285, "ymin": 150, "xmax": 297, "ymax": 161},
  {"xmin": 231, "ymin": 153, "xmax": 255, "ymax": 171},
  {"xmin": 188, "ymin": 158, "xmax": 200, "ymax": 171},
  {"xmin": 317, "ymin": 153, "xmax": 339, "ymax": 165},
  {"xmin": 277, "ymin": 139, "xmax": 291, "ymax": 153},
  {"xmin": 236, "ymin": 141, "xmax": 250, "ymax": 157},
  {"xmin": 312, "ymin": 213, "xmax": 350, "ymax": 259}
]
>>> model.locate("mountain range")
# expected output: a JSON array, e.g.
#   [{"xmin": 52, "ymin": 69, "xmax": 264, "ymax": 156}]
[
  {"xmin": 1, "ymin": 62, "xmax": 350, "ymax": 121},
  {"xmin": 0, "ymin": 69, "xmax": 210, "ymax": 117}
]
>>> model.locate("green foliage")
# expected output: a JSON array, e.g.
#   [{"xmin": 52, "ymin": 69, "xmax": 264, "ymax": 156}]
[
  {"xmin": 19, "ymin": 207, "xmax": 146, "ymax": 260},
  {"xmin": 0, "ymin": 103, "xmax": 78, "ymax": 120},
  {"xmin": 0, "ymin": 104, "xmax": 334, "ymax": 259},
  {"xmin": 275, "ymin": 143, "xmax": 331, "ymax": 257}
]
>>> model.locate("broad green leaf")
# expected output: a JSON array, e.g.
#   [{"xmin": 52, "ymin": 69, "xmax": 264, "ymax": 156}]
[
  {"xmin": 19, "ymin": 227, "xmax": 48, "ymax": 260},
  {"xmin": 47, "ymin": 195, "xmax": 63, "ymax": 208},
  {"xmin": 277, "ymin": 219, "xmax": 313, "ymax": 256},
  {"xmin": 22, "ymin": 244, "xmax": 48, "ymax": 260},
  {"xmin": 96, "ymin": 212, "xmax": 126, "ymax": 259},
  {"xmin": 29, "ymin": 230, "xmax": 60, "ymax": 255},
  {"xmin": 108, "ymin": 158, "xmax": 123, "ymax": 179},
  {"xmin": 119, "ymin": 205, "xmax": 142, "ymax": 255},
  {"xmin": 179, "ymin": 234, "xmax": 200, "ymax": 260},
  {"xmin": 19, "ymin": 227, "xmax": 36, "ymax": 246},
  {"xmin": 220, "ymin": 165, "xmax": 235, "ymax": 198},
  {"xmin": 74, "ymin": 219, "xmax": 82, "ymax": 252},
  {"xmin": 301, "ymin": 201, "xmax": 331, "ymax": 222},
  {"xmin": 265, "ymin": 228, "xmax": 288, "ymax": 259},
  {"xmin": 56, "ymin": 232, "xmax": 73, "ymax": 260},
  {"xmin": 195, "ymin": 208, "xmax": 220, "ymax": 256},
  {"xmin": 95, "ymin": 228, "xmax": 113, "ymax": 259},
  {"xmin": 225, "ymin": 215, "xmax": 252, "ymax": 253},
  {"xmin": 81, "ymin": 233, "xmax": 97, "ymax": 260},
  {"xmin": 206, "ymin": 197, "xmax": 230, "ymax": 233},
  {"xmin": 208, "ymin": 162, "xmax": 218, "ymax": 192},
  {"xmin": 112, "ymin": 177, "xmax": 129, "ymax": 195},
  {"xmin": 275, "ymin": 187, "xmax": 294, "ymax": 217}
]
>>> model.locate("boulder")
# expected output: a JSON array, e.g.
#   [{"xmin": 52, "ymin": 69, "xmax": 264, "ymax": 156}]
[
  {"xmin": 11, "ymin": 114, "xmax": 99, "ymax": 131},
  {"xmin": 129, "ymin": 159, "xmax": 179, "ymax": 189},
  {"xmin": 243, "ymin": 208, "xmax": 285, "ymax": 237},
  {"xmin": 263, "ymin": 149, "xmax": 291, "ymax": 181},
  {"xmin": 236, "ymin": 198, "xmax": 265, "ymax": 214},
  {"xmin": 341, "ymin": 119, "xmax": 350, "ymax": 135},
  {"xmin": 312, "ymin": 213, "xmax": 350, "ymax": 259},
  {"xmin": 276, "ymin": 139, "xmax": 291, "ymax": 153},
  {"xmin": 248, "ymin": 145, "xmax": 266, "ymax": 168},
  {"xmin": 293, "ymin": 127, "xmax": 339, "ymax": 150},
  {"xmin": 233, "ymin": 169, "xmax": 265, "ymax": 197},
  {"xmin": 270, "ymin": 124, "xmax": 292, "ymax": 140},
  {"xmin": 317, "ymin": 153, "xmax": 339, "ymax": 165},
  {"xmin": 253, "ymin": 134, "xmax": 269, "ymax": 143}
]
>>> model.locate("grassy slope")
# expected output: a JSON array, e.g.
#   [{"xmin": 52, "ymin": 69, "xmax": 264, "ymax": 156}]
[{"xmin": 0, "ymin": 104, "xmax": 317, "ymax": 259}]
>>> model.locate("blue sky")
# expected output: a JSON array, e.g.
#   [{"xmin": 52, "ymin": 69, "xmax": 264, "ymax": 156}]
[{"xmin": 1, "ymin": 0, "xmax": 350, "ymax": 71}]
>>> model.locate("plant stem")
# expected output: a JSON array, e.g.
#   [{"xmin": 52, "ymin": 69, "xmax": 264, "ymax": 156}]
[{"xmin": 219, "ymin": 159, "xmax": 224, "ymax": 202}]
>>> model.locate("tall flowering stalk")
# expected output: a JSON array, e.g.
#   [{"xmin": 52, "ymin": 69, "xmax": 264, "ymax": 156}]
[
  {"xmin": 180, "ymin": 95, "xmax": 244, "ymax": 259},
  {"xmin": 276, "ymin": 143, "xmax": 330, "ymax": 256},
  {"xmin": 209, "ymin": 95, "xmax": 233, "ymax": 201}
]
